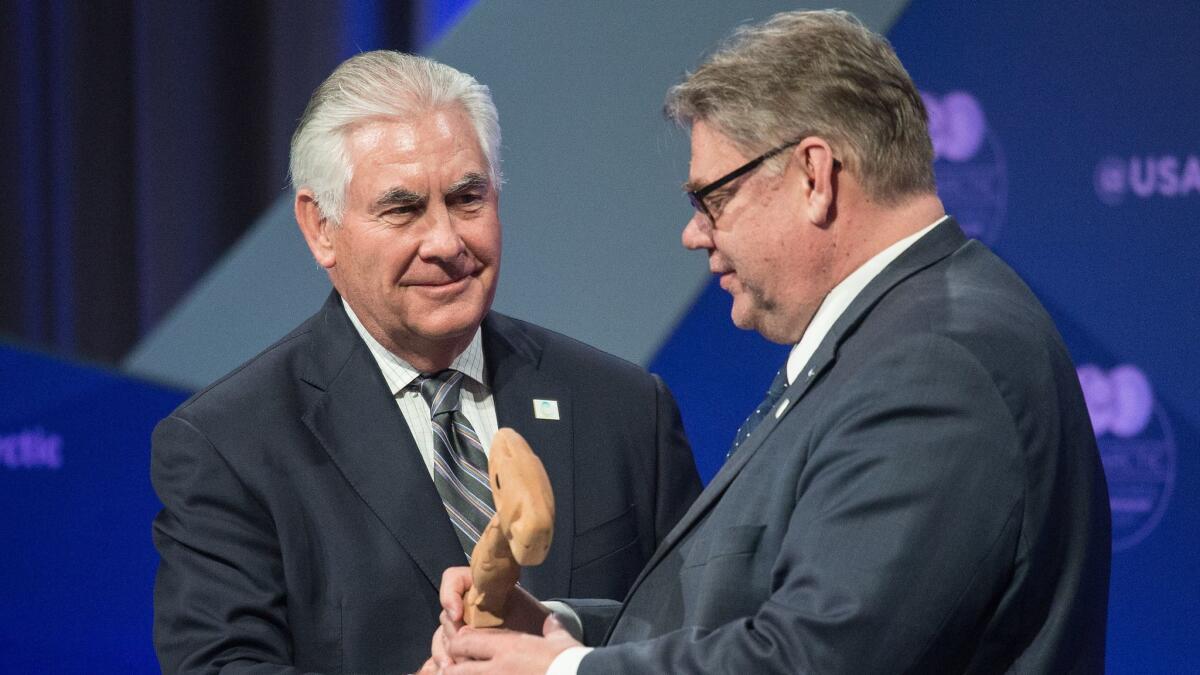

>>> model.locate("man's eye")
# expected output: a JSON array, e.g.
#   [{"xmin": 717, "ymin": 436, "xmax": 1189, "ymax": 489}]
[
  {"xmin": 452, "ymin": 193, "xmax": 484, "ymax": 207},
  {"xmin": 384, "ymin": 205, "xmax": 419, "ymax": 217},
  {"xmin": 707, "ymin": 194, "xmax": 730, "ymax": 215}
]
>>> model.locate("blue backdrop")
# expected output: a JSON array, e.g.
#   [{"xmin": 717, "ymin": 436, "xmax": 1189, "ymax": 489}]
[{"xmin": 0, "ymin": 347, "xmax": 186, "ymax": 671}]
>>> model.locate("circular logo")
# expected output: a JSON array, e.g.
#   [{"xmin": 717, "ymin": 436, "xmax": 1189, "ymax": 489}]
[
  {"xmin": 922, "ymin": 91, "xmax": 1007, "ymax": 245},
  {"xmin": 1093, "ymin": 156, "xmax": 1127, "ymax": 206},
  {"xmin": 1077, "ymin": 364, "xmax": 1176, "ymax": 551}
]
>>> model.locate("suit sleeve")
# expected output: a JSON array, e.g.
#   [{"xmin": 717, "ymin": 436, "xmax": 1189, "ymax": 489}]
[
  {"xmin": 651, "ymin": 375, "xmax": 702, "ymax": 544},
  {"xmin": 559, "ymin": 599, "xmax": 625, "ymax": 647},
  {"xmin": 152, "ymin": 414, "xmax": 313, "ymax": 674},
  {"xmin": 582, "ymin": 334, "xmax": 1027, "ymax": 674}
]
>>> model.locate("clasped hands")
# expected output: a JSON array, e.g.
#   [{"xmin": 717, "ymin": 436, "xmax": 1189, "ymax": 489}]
[{"xmin": 419, "ymin": 566, "xmax": 583, "ymax": 675}]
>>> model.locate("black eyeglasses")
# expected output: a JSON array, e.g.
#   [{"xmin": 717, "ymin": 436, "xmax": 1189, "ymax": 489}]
[
  {"xmin": 686, "ymin": 137, "xmax": 840, "ymax": 226},
  {"xmin": 686, "ymin": 139, "xmax": 801, "ymax": 226}
]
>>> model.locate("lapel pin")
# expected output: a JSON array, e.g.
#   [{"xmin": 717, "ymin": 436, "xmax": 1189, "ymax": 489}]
[
  {"xmin": 533, "ymin": 399, "xmax": 560, "ymax": 420},
  {"xmin": 775, "ymin": 398, "xmax": 790, "ymax": 419}
]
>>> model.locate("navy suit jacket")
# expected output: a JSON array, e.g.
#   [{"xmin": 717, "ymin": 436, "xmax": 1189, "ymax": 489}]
[
  {"xmin": 577, "ymin": 221, "xmax": 1110, "ymax": 673},
  {"xmin": 151, "ymin": 292, "xmax": 700, "ymax": 673}
]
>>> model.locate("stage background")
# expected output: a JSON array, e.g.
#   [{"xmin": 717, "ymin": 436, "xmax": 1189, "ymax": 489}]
[{"xmin": 2, "ymin": 1, "xmax": 1195, "ymax": 671}]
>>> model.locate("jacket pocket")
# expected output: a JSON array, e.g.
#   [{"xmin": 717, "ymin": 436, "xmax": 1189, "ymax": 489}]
[
  {"xmin": 572, "ymin": 503, "xmax": 637, "ymax": 570},
  {"xmin": 682, "ymin": 524, "xmax": 765, "ymax": 569}
]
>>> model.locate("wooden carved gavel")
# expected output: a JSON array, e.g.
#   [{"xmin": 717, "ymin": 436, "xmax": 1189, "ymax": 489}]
[{"xmin": 463, "ymin": 428, "xmax": 555, "ymax": 628}]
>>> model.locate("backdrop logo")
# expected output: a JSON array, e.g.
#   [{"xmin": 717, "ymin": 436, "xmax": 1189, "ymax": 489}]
[
  {"xmin": 922, "ymin": 90, "xmax": 1007, "ymax": 244},
  {"xmin": 1077, "ymin": 364, "xmax": 1175, "ymax": 551},
  {"xmin": 1094, "ymin": 154, "xmax": 1200, "ymax": 205},
  {"xmin": 0, "ymin": 428, "xmax": 64, "ymax": 470}
]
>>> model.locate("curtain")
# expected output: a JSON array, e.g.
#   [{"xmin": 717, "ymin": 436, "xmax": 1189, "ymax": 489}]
[{"xmin": 1, "ymin": 0, "xmax": 416, "ymax": 363}]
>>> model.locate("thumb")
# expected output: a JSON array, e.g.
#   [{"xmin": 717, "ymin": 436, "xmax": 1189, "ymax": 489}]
[
  {"xmin": 542, "ymin": 613, "xmax": 566, "ymax": 637},
  {"xmin": 541, "ymin": 612, "xmax": 584, "ymax": 651}
]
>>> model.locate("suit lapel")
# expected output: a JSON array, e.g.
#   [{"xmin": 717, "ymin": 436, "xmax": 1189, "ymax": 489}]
[
  {"xmin": 614, "ymin": 219, "xmax": 971, "ymax": 620},
  {"xmin": 481, "ymin": 313, "xmax": 576, "ymax": 596},
  {"xmin": 300, "ymin": 293, "xmax": 464, "ymax": 590}
]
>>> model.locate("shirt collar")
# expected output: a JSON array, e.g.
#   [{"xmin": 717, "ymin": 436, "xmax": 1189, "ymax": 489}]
[
  {"xmin": 785, "ymin": 215, "xmax": 948, "ymax": 385},
  {"xmin": 341, "ymin": 298, "xmax": 487, "ymax": 395}
]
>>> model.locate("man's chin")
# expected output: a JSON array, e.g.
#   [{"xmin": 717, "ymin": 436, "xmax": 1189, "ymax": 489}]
[
  {"xmin": 729, "ymin": 301, "xmax": 759, "ymax": 333},
  {"xmin": 409, "ymin": 299, "xmax": 491, "ymax": 341},
  {"xmin": 413, "ymin": 318, "xmax": 483, "ymax": 344}
]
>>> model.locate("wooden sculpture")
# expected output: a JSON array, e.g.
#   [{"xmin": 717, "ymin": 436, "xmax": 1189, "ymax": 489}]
[{"xmin": 463, "ymin": 427, "xmax": 555, "ymax": 628}]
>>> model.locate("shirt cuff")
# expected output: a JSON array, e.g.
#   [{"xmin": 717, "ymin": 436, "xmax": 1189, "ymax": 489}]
[
  {"xmin": 541, "ymin": 601, "xmax": 584, "ymax": 642},
  {"xmin": 546, "ymin": 646, "xmax": 593, "ymax": 675}
]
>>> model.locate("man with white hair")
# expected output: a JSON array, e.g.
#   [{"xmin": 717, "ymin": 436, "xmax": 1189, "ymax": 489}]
[
  {"xmin": 150, "ymin": 51, "xmax": 700, "ymax": 673},
  {"xmin": 432, "ymin": 10, "xmax": 1110, "ymax": 674}
]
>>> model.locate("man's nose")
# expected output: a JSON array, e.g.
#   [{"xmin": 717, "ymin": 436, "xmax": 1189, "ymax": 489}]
[
  {"xmin": 419, "ymin": 204, "xmax": 467, "ymax": 260},
  {"xmin": 681, "ymin": 211, "xmax": 714, "ymax": 251}
]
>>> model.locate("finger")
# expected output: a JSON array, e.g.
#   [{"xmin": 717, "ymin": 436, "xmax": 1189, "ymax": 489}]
[
  {"xmin": 542, "ymin": 613, "xmax": 563, "ymax": 637},
  {"xmin": 445, "ymin": 660, "xmax": 494, "ymax": 675},
  {"xmin": 447, "ymin": 626, "xmax": 500, "ymax": 662},
  {"xmin": 430, "ymin": 625, "xmax": 451, "ymax": 669},
  {"xmin": 441, "ymin": 608, "xmax": 462, "ymax": 635},
  {"xmin": 541, "ymin": 613, "xmax": 584, "ymax": 652},
  {"xmin": 439, "ymin": 567, "xmax": 472, "ymax": 622}
]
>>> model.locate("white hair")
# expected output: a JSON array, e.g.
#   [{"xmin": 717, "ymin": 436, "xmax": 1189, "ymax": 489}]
[{"xmin": 289, "ymin": 50, "xmax": 502, "ymax": 223}]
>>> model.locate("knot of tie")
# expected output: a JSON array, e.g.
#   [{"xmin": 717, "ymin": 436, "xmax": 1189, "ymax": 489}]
[
  {"xmin": 764, "ymin": 367, "xmax": 789, "ymax": 401},
  {"xmin": 416, "ymin": 369, "xmax": 465, "ymax": 417},
  {"xmin": 727, "ymin": 366, "xmax": 789, "ymax": 460}
]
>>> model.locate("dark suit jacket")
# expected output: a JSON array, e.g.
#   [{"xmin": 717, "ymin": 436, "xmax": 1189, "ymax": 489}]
[
  {"xmin": 151, "ymin": 292, "xmax": 700, "ymax": 674},
  {"xmin": 577, "ymin": 221, "xmax": 1111, "ymax": 673}
]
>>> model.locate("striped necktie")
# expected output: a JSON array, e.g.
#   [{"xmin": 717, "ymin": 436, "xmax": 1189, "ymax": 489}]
[
  {"xmin": 726, "ymin": 366, "xmax": 789, "ymax": 461},
  {"xmin": 416, "ymin": 369, "xmax": 496, "ymax": 556}
]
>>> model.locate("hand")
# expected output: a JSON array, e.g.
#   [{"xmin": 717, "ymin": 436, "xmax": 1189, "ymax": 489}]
[
  {"xmin": 431, "ymin": 566, "xmax": 473, "ymax": 670},
  {"xmin": 439, "ymin": 566, "xmax": 474, "ymax": 628},
  {"xmin": 416, "ymin": 654, "xmax": 441, "ymax": 675},
  {"xmin": 439, "ymin": 565, "xmax": 550, "ymax": 636},
  {"xmin": 443, "ymin": 613, "xmax": 582, "ymax": 674},
  {"xmin": 435, "ymin": 565, "xmax": 553, "ymax": 670},
  {"xmin": 430, "ymin": 623, "xmax": 453, "ymax": 671}
]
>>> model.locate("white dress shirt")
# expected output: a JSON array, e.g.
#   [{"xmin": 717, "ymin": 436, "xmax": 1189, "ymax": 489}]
[
  {"xmin": 547, "ymin": 215, "xmax": 947, "ymax": 675},
  {"xmin": 342, "ymin": 299, "xmax": 499, "ymax": 476}
]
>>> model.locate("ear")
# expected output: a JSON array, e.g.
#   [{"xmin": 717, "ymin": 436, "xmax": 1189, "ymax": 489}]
[
  {"xmin": 792, "ymin": 138, "xmax": 838, "ymax": 226},
  {"xmin": 295, "ymin": 189, "xmax": 336, "ymax": 269}
]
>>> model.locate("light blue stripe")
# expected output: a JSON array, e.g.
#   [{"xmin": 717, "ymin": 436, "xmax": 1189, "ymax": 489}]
[{"xmin": 433, "ymin": 454, "xmax": 496, "ymax": 517}]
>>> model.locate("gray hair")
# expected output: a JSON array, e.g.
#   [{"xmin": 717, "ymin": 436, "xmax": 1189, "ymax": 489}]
[
  {"xmin": 665, "ymin": 10, "xmax": 935, "ymax": 203},
  {"xmin": 289, "ymin": 50, "xmax": 502, "ymax": 223}
]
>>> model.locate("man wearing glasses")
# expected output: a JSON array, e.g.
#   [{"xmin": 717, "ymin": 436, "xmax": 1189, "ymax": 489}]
[{"xmin": 430, "ymin": 9, "xmax": 1110, "ymax": 674}]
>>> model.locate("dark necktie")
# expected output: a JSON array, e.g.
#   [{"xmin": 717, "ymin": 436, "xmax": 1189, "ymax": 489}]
[
  {"xmin": 726, "ymin": 366, "xmax": 789, "ymax": 461},
  {"xmin": 416, "ymin": 369, "xmax": 496, "ymax": 556}
]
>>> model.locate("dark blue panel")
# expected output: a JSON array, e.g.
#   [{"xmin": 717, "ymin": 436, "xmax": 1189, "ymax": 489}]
[
  {"xmin": 342, "ymin": 0, "xmax": 382, "ymax": 56},
  {"xmin": 888, "ymin": 1, "xmax": 1200, "ymax": 435},
  {"xmin": 1047, "ymin": 299, "xmax": 1199, "ymax": 674},
  {"xmin": 887, "ymin": 2, "xmax": 1199, "ymax": 671},
  {"xmin": 0, "ymin": 345, "xmax": 187, "ymax": 672},
  {"xmin": 650, "ymin": 277, "xmax": 790, "ymax": 483}
]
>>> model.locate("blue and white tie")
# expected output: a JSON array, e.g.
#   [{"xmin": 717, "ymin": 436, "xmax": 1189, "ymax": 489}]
[{"xmin": 725, "ymin": 366, "xmax": 789, "ymax": 461}]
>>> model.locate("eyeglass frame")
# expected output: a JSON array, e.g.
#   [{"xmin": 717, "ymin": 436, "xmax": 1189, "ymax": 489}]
[{"xmin": 685, "ymin": 136, "xmax": 839, "ymax": 226}]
